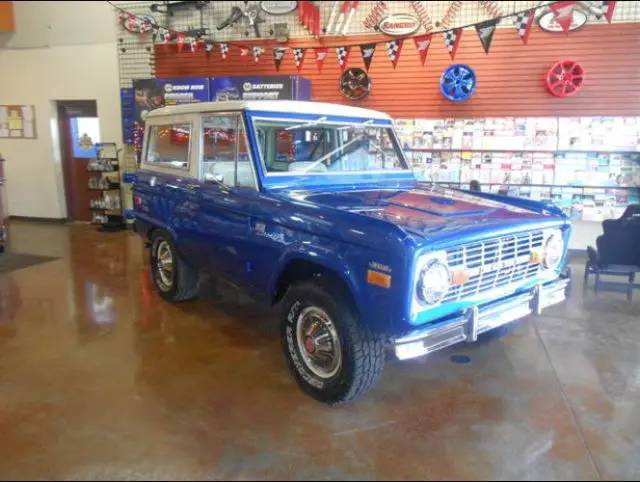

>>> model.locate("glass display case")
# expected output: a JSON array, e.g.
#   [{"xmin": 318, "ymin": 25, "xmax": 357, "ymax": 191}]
[{"xmin": 395, "ymin": 116, "xmax": 640, "ymax": 222}]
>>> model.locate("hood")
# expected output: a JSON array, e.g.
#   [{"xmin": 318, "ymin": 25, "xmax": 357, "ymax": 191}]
[{"xmin": 282, "ymin": 185, "xmax": 566, "ymax": 247}]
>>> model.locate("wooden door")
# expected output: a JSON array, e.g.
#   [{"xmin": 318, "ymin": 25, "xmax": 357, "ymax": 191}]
[{"xmin": 57, "ymin": 101, "xmax": 99, "ymax": 222}]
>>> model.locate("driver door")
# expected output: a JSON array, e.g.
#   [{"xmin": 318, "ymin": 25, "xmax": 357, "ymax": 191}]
[{"xmin": 197, "ymin": 113, "xmax": 259, "ymax": 284}]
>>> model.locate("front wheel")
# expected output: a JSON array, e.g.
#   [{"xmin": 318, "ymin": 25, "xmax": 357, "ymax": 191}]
[{"xmin": 281, "ymin": 281, "xmax": 385, "ymax": 405}]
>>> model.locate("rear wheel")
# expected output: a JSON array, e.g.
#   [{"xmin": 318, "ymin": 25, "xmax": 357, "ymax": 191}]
[
  {"xmin": 281, "ymin": 281, "xmax": 384, "ymax": 405},
  {"xmin": 150, "ymin": 231, "xmax": 199, "ymax": 302}
]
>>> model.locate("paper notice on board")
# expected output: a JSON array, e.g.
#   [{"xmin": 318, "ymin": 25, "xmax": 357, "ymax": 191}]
[{"xmin": 22, "ymin": 106, "xmax": 34, "ymax": 138}]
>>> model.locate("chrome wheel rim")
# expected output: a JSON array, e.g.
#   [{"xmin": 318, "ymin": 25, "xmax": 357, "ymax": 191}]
[
  {"xmin": 295, "ymin": 306, "xmax": 342, "ymax": 379},
  {"xmin": 155, "ymin": 240, "xmax": 174, "ymax": 291}
]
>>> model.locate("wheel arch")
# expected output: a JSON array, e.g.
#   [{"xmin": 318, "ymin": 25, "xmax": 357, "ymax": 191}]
[{"xmin": 270, "ymin": 254, "xmax": 363, "ymax": 319}]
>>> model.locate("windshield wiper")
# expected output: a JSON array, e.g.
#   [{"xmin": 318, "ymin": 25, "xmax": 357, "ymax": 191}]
[{"xmin": 285, "ymin": 116, "xmax": 328, "ymax": 131}]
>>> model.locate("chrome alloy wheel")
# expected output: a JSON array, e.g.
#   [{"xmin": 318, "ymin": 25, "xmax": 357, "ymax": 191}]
[
  {"xmin": 295, "ymin": 306, "xmax": 343, "ymax": 379},
  {"xmin": 155, "ymin": 240, "xmax": 174, "ymax": 291}
]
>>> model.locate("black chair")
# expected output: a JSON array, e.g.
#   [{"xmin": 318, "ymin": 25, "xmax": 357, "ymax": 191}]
[{"xmin": 584, "ymin": 204, "xmax": 640, "ymax": 302}]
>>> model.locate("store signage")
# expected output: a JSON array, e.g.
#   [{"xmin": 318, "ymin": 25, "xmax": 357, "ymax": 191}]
[
  {"xmin": 133, "ymin": 78, "xmax": 210, "ymax": 123},
  {"xmin": 538, "ymin": 10, "xmax": 587, "ymax": 32},
  {"xmin": 211, "ymin": 76, "xmax": 297, "ymax": 102},
  {"xmin": 378, "ymin": 14, "xmax": 420, "ymax": 37},
  {"xmin": 260, "ymin": 1, "xmax": 297, "ymax": 15}
]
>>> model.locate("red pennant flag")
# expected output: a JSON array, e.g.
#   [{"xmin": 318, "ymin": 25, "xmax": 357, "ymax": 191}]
[
  {"xmin": 292, "ymin": 48, "xmax": 306, "ymax": 72},
  {"xmin": 385, "ymin": 40, "xmax": 403, "ymax": 69},
  {"xmin": 413, "ymin": 34, "xmax": 432, "ymax": 66},
  {"xmin": 176, "ymin": 33, "xmax": 186, "ymax": 53},
  {"xmin": 273, "ymin": 48, "xmax": 287, "ymax": 71},
  {"xmin": 314, "ymin": 47, "xmax": 328, "ymax": 72},
  {"xmin": 336, "ymin": 46, "xmax": 351, "ymax": 71},
  {"xmin": 513, "ymin": 10, "xmax": 535, "ymax": 45},
  {"xmin": 442, "ymin": 28, "xmax": 463, "ymax": 60},
  {"xmin": 360, "ymin": 43, "xmax": 376, "ymax": 72},
  {"xmin": 550, "ymin": 1, "xmax": 576, "ymax": 34},
  {"xmin": 601, "ymin": 1, "xmax": 617, "ymax": 23}
]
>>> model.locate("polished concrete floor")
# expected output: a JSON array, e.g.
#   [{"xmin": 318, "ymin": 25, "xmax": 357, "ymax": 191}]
[{"xmin": 1, "ymin": 221, "xmax": 639, "ymax": 481}]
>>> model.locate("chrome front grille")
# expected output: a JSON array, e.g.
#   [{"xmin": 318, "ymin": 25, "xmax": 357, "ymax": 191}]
[{"xmin": 443, "ymin": 231, "xmax": 545, "ymax": 302}]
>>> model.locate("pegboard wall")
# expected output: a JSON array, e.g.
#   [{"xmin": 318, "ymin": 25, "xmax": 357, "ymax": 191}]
[
  {"xmin": 114, "ymin": 1, "xmax": 640, "ymax": 146},
  {"xmin": 114, "ymin": 1, "xmax": 640, "ymax": 87}
]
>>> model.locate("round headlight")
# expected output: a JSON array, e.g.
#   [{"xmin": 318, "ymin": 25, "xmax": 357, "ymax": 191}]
[
  {"xmin": 418, "ymin": 260, "xmax": 450, "ymax": 305},
  {"xmin": 543, "ymin": 230, "xmax": 564, "ymax": 270}
]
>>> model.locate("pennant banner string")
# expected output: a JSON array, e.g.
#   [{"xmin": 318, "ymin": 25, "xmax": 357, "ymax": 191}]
[{"xmin": 108, "ymin": 0, "xmax": 578, "ymax": 51}]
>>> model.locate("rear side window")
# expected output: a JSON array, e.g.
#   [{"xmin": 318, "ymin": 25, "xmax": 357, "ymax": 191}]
[{"xmin": 146, "ymin": 123, "xmax": 191, "ymax": 170}]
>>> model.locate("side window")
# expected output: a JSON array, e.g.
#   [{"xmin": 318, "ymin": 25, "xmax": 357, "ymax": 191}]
[
  {"xmin": 146, "ymin": 124, "xmax": 191, "ymax": 169},
  {"xmin": 202, "ymin": 115, "xmax": 256, "ymax": 189}
]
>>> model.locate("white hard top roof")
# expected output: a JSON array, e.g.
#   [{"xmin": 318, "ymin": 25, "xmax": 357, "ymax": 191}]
[{"xmin": 146, "ymin": 100, "xmax": 392, "ymax": 121}]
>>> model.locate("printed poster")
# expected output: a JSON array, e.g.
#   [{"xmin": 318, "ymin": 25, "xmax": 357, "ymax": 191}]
[{"xmin": 0, "ymin": 105, "xmax": 36, "ymax": 139}]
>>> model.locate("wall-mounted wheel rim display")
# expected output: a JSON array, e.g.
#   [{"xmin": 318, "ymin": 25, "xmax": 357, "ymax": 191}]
[
  {"xmin": 546, "ymin": 60, "xmax": 585, "ymax": 97},
  {"xmin": 440, "ymin": 64, "xmax": 477, "ymax": 102},
  {"xmin": 340, "ymin": 68, "xmax": 372, "ymax": 101}
]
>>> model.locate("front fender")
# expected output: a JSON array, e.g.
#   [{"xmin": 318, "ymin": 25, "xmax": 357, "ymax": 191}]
[{"xmin": 270, "ymin": 241, "xmax": 405, "ymax": 338}]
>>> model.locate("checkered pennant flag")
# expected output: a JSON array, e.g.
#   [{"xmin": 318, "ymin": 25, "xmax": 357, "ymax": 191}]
[
  {"xmin": 187, "ymin": 36, "xmax": 198, "ymax": 53},
  {"xmin": 336, "ymin": 46, "xmax": 351, "ymax": 71},
  {"xmin": 475, "ymin": 18, "xmax": 499, "ymax": 54},
  {"xmin": 385, "ymin": 40, "xmax": 403, "ymax": 69},
  {"xmin": 594, "ymin": 1, "xmax": 617, "ymax": 23},
  {"xmin": 513, "ymin": 10, "xmax": 535, "ymax": 45},
  {"xmin": 273, "ymin": 48, "xmax": 287, "ymax": 72},
  {"xmin": 293, "ymin": 48, "xmax": 306, "ymax": 72},
  {"xmin": 219, "ymin": 43, "xmax": 229, "ymax": 60},
  {"xmin": 253, "ymin": 46, "xmax": 265, "ymax": 63},
  {"xmin": 442, "ymin": 28, "xmax": 463, "ymax": 60},
  {"xmin": 205, "ymin": 41, "xmax": 215, "ymax": 57}
]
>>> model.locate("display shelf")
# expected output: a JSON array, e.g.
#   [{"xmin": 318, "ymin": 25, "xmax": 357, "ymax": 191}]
[
  {"xmin": 398, "ymin": 116, "xmax": 640, "ymax": 223},
  {"xmin": 88, "ymin": 143, "xmax": 126, "ymax": 232},
  {"xmin": 405, "ymin": 148, "xmax": 640, "ymax": 155}
]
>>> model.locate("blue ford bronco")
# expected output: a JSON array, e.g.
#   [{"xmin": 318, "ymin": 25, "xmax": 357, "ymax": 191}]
[{"xmin": 133, "ymin": 100, "xmax": 571, "ymax": 404}]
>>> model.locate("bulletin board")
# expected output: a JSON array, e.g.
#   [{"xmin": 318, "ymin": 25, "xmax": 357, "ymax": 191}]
[{"xmin": 0, "ymin": 105, "xmax": 36, "ymax": 139}]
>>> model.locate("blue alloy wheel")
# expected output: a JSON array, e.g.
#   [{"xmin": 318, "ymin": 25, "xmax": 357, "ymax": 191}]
[{"xmin": 440, "ymin": 64, "xmax": 477, "ymax": 102}]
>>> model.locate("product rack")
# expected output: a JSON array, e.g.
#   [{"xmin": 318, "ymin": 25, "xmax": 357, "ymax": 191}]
[
  {"xmin": 395, "ymin": 116, "xmax": 640, "ymax": 222},
  {"xmin": 87, "ymin": 142, "xmax": 126, "ymax": 232}
]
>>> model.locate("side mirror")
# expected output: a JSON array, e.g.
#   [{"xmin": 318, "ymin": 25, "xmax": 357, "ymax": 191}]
[{"xmin": 204, "ymin": 173, "xmax": 225, "ymax": 185}]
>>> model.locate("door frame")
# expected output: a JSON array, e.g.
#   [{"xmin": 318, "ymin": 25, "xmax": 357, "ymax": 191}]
[{"xmin": 56, "ymin": 100, "xmax": 98, "ymax": 221}]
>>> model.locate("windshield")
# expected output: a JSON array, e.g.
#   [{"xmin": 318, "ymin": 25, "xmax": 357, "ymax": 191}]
[{"xmin": 253, "ymin": 118, "xmax": 409, "ymax": 175}]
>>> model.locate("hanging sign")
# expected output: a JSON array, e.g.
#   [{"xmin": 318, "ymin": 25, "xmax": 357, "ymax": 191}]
[
  {"xmin": 260, "ymin": 1, "xmax": 298, "ymax": 15},
  {"xmin": 378, "ymin": 14, "xmax": 420, "ymax": 37}
]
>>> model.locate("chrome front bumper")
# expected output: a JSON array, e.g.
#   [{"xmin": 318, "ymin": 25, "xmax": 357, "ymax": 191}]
[{"xmin": 394, "ymin": 277, "xmax": 570, "ymax": 361}]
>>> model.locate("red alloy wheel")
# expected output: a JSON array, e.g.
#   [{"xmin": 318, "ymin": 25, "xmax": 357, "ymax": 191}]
[{"xmin": 546, "ymin": 60, "xmax": 585, "ymax": 98}]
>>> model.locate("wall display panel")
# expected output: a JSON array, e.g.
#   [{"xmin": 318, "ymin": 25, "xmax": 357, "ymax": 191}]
[{"xmin": 395, "ymin": 116, "xmax": 640, "ymax": 222}]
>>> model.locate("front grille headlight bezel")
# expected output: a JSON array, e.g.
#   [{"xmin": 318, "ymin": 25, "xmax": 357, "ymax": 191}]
[
  {"xmin": 415, "ymin": 251, "xmax": 450, "ymax": 307},
  {"xmin": 542, "ymin": 228, "xmax": 565, "ymax": 271}
]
